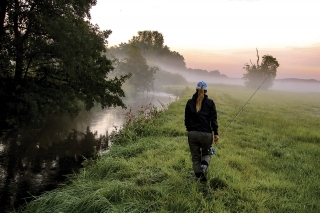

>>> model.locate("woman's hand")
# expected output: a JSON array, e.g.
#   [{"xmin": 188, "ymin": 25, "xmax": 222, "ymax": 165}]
[{"xmin": 213, "ymin": 135, "xmax": 219, "ymax": 144}]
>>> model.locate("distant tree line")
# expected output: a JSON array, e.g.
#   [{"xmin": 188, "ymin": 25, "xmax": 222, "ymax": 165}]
[
  {"xmin": 184, "ymin": 68, "xmax": 227, "ymax": 79},
  {"xmin": 276, "ymin": 78, "xmax": 319, "ymax": 83}
]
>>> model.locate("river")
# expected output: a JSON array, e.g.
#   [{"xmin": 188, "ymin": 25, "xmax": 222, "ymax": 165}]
[
  {"xmin": 88, "ymin": 91, "xmax": 177, "ymax": 136},
  {"xmin": 0, "ymin": 91, "xmax": 177, "ymax": 212}
]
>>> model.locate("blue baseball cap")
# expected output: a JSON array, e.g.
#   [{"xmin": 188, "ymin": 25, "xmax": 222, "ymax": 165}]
[{"xmin": 196, "ymin": 81, "xmax": 208, "ymax": 90}]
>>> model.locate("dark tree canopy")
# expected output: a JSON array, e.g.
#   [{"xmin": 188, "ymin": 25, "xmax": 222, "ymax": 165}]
[
  {"xmin": 0, "ymin": 0, "xmax": 129, "ymax": 129},
  {"xmin": 243, "ymin": 49, "xmax": 280, "ymax": 89},
  {"xmin": 130, "ymin": 31, "xmax": 164, "ymax": 51},
  {"xmin": 109, "ymin": 31, "xmax": 186, "ymax": 70},
  {"xmin": 116, "ymin": 44, "xmax": 158, "ymax": 92}
]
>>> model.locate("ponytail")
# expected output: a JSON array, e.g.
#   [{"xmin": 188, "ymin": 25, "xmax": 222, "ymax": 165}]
[{"xmin": 196, "ymin": 86, "xmax": 205, "ymax": 112}]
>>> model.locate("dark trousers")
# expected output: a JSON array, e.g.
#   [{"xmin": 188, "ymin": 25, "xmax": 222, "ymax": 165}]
[{"xmin": 188, "ymin": 131, "xmax": 213, "ymax": 174}]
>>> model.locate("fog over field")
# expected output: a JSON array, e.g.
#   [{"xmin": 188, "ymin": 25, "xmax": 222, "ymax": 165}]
[
  {"xmin": 153, "ymin": 61, "xmax": 320, "ymax": 93},
  {"xmin": 203, "ymin": 78, "xmax": 320, "ymax": 93}
]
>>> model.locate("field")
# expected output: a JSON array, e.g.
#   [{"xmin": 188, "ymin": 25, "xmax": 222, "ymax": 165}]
[{"xmin": 17, "ymin": 84, "xmax": 320, "ymax": 213}]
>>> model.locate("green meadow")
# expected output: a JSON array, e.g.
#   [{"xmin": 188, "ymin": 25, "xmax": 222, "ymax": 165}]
[{"xmin": 18, "ymin": 84, "xmax": 320, "ymax": 213}]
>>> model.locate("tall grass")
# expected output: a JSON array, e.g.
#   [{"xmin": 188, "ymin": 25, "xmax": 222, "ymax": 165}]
[{"xmin": 17, "ymin": 84, "xmax": 320, "ymax": 213}]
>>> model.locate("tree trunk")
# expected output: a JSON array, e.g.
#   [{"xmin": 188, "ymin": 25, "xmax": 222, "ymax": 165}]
[
  {"xmin": 13, "ymin": 0, "xmax": 24, "ymax": 82},
  {"xmin": 0, "ymin": 0, "xmax": 7, "ymax": 36}
]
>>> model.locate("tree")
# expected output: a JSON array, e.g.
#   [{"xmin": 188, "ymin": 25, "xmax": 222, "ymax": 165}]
[
  {"xmin": 243, "ymin": 49, "xmax": 280, "ymax": 89},
  {"xmin": 129, "ymin": 31, "xmax": 186, "ymax": 69},
  {"xmin": 109, "ymin": 31, "xmax": 186, "ymax": 71},
  {"xmin": 129, "ymin": 30, "xmax": 164, "ymax": 51},
  {"xmin": 0, "ymin": 0, "xmax": 130, "ymax": 129},
  {"xmin": 0, "ymin": 0, "xmax": 8, "ymax": 36},
  {"xmin": 117, "ymin": 44, "xmax": 158, "ymax": 92}
]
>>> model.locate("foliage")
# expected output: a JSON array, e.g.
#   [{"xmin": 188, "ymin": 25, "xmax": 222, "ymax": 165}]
[
  {"xmin": 109, "ymin": 103, "xmax": 167, "ymax": 145},
  {"xmin": 161, "ymin": 84, "xmax": 189, "ymax": 97},
  {"xmin": 129, "ymin": 31, "xmax": 186, "ymax": 69},
  {"xmin": 18, "ymin": 84, "xmax": 320, "ymax": 213},
  {"xmin": 108, "ymin": 31, "xmax": 229, "ymax": 81},
  {"xmin": 243, "ymin": 49, "xmax": 280, "ymax": 89},
  {"xmin": 116, "ymin": 44, "xmax": 158, "ymax": 92},
  {"xmin": 130, "ymin": 30, "xmax": 165, "ymax": 51},
  {"xmin": 0, "ymin": 0, "xmax": 130, "ymax": 129},
  {"xmin": 153, "ymin": 69, "xmax": 188, "ymax": 90},
  {"xmin": 183, "ymin": 68, "xmax": 228, "ymax": 81},
  {"xmin": 109, "ymin": 31, "xmax": 186, "ymax": 71}
]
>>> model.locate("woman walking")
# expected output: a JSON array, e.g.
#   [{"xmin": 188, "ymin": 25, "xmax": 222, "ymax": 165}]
[{"xmin": 185, "ymin": 81, "xmax": 219, "ymax": 182}]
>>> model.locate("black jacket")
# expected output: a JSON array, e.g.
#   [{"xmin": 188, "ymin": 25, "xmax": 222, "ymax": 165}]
[{"xmin": 184, "ymin": 93, "xmax": 218, "ymax": 135}]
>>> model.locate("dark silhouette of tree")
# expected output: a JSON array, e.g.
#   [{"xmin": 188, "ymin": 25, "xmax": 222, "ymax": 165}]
[
  {"xmin": 109, "ymin": 31, "xmax": 186, "ymax": 70},
  {"xmin": 0, "ymin": 0, "xmax": 130, "ymax": 129},
  {"xmin": 243, "ymin": 49, "xmax": 279, "ymax": 89},
  {"xmin": 117, "ymin": 44, "xmax": 158, "ymax": 92},
  {"xmin": 130, "ymin": 30, "xmax": 164, "ymax": 51}
]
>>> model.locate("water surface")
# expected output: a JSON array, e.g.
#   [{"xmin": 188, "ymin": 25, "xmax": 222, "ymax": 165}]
[{"xmin": 0, "ymin": 91, "xmax": 177, "ymax": 212}]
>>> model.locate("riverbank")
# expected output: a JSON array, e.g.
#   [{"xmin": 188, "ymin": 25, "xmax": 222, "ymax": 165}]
[
  {"xmin": 16, "ymin": 84, "xmax": 320, "ymax": 213},
  {"xmin": 0, "ymin": 90, "xmax": 180, "ymax": 212}
]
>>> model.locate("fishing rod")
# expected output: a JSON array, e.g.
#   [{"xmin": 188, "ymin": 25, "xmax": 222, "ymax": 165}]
[{"xmin": 219, "ymin": 74, "xmax": 271, "ymax": 138}]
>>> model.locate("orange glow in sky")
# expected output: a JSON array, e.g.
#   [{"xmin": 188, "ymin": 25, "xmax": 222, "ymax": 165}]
[
  {"xmin": 181, "ymin": 46, "xmax": 320, "ymax": 80},
  {"xmin": 90, "ymin": 0, "xmax": 320, "ymax": 80}
]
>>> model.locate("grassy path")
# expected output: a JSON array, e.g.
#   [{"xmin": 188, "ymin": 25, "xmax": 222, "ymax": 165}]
[{"xmin": 19, "ymin": 84, "xmax": 320, "ymax": 213}]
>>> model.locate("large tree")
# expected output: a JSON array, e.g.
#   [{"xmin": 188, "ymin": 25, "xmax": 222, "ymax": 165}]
[
  {"xmin": 243, "ymin": 49, "xmax": 280, "ymax": 89},
  {"xmin": 0, "ymin": 0, "xmax": 129, "ymax": 129},
  {"xmin": 129, "ymin": 31, "xmax": 186, "ymax": 70},
  {"xmin": 130, "ymin": 30, "xmax": 164, "ymax": 51},
  {"xmin": 109, "ymin": 31, "xmax": 186, "ymax": 70},
  {"xmin": 117, "ymin": 44, "xmax": 158, "ymax": 92}
]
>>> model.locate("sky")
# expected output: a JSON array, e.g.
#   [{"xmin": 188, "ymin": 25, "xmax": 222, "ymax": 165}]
[{"xmin": 89, "ymin": 0, "xmax": 320, "ymax": 80}]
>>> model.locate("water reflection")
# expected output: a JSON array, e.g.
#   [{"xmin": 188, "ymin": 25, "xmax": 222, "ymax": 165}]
[
  {"xmin": 89, "ymin": 91, "xmax": 177, "ymax": 136},
  {"xmin": 0, "ymin": 91, "xmax": 176, "ymax": 212},
  {"xmin": 0, "ymin": 128, "xmax": 103, "ymax": 212}
]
